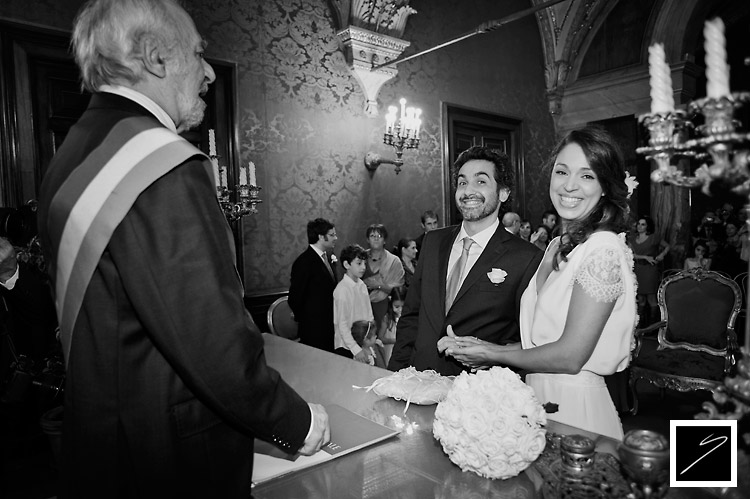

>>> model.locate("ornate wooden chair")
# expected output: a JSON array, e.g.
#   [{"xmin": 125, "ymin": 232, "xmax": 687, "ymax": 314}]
[
  {"xmin": 266, "ymin": 296, "xmax": 299, "ymax": 342},
  {"xmin": 629, "ymin": 268, "xmax": 742, "ymax": 415}
]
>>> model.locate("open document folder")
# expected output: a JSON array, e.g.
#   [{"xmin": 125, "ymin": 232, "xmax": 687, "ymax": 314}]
[{"xmin": 252, "ymin": 404, "xmax": 399, "ymax": 485}]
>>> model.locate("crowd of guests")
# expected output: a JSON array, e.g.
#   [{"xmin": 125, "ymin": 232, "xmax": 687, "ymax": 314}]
[
  {"xmin": 687, "ymin": 204, "xmax": 747, "ymax": 277},
  {"xmin": 290, "ymin": 212, "xmax": 439, "ymax": 367}
]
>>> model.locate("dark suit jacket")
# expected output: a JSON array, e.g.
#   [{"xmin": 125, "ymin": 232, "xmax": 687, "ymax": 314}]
[
  {"xmin": 37, "ymin": 93, "xmax": 310, "ymax": 498},
  {"xmin": 1, "ymin": 262, "xmax": 58, "ymax": 363},
  {"xmin": 388, "ymin": 224, "xmax": 543, "ymax": 376},
  {"xmin": 288, "ymin": 246, "xmax": 337, "ymax": 351}
]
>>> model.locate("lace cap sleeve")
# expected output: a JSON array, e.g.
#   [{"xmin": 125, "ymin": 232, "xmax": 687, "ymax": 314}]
[{"xmin": 574, "ymin": 245, "xmax": 624, "ymax": 302}]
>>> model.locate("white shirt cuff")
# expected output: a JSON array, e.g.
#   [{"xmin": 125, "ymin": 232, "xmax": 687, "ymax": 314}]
[{"xmin": 303, "ymin": 404, "xmax": 314, "ymax": 443}]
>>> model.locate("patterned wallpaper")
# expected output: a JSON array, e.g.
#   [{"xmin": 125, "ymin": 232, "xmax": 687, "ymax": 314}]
[{"xmin": 0, "ymin": 0, "xmax": 556, "ymax": 295}]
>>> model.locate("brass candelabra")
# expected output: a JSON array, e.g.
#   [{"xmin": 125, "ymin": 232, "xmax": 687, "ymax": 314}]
[{"xmin": 212, "ymin": 155, "xmax": 262, "ymax": 222}]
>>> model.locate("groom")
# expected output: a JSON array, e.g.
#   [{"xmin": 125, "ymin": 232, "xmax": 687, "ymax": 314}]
[{"xmin": 388, "ymin": 146, "xmax": 542, "ymax": 376}]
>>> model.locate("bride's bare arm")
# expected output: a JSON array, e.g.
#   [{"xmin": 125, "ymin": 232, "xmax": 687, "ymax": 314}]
[{"xmin": 446, "ymin": 282, "xmax": 615, "ymax": 373}]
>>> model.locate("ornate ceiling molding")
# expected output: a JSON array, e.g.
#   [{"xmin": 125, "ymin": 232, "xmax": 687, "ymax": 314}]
[
  {"xmin": 329, "ymin": 0, "xmax": 417, "ymax": 116},
  {"xmin": 534, "ymin": 0, "xmax": 611, "ymax": 118}
]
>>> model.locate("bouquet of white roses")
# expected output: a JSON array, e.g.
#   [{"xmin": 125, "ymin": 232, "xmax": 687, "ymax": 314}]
[{"xmin": 433, "ymin": 367, "xmax": 547, "ymax": 480}]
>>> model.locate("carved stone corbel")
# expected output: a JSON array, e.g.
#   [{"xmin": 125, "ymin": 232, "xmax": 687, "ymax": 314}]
[
  {"xmin": 336, "ymin": 27, "xmax": 410, "ymax": 116},
  {"xmin": 544, "ymin": 59, "xmax": 571, "ymax": 115},
  {"xmin": 329, "ymin": 0, "xmax": 417, "ymax": 116}
]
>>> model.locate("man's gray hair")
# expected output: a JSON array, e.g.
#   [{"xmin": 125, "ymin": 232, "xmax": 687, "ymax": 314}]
[{"xmin": 72, "ymin": 0, "xmax": 183, "ymax": 92}]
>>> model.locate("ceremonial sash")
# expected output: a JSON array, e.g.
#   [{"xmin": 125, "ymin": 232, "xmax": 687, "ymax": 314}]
[{"xmin": 47, "ymin": 117, "xmax": 209, "ymax": 363}]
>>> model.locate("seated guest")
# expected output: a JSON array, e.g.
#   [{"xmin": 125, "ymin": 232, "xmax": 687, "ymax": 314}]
[
  {"xmin": 363, "ymin": 224, "xmax": 404, "ymax": 332},
  {"xmin": 333, "ymin": 245, "xmax": 374, "ymax": 363},
  {"xmin": 395, "ymin": 238, "xmax": 417, "ymax": 296},
  {"xmin": 351, "ymin": 320, "xmax": 386, "ymax": 368},
  {"xmin": 711, "ymin": 231, "xmax": 743, "ymax": 277},
  {"xmin": 724, "ymin": 221, "xmax": 741, "ymax": 253},
  {"xmin": 684, "ymin": 240, "xmax": 712, "ymax": 270},
  {"xmin": 694, "ymin": 211, "xmax": 723, "ymax": 243}
]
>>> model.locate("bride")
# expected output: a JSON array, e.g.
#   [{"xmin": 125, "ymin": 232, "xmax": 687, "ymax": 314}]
[{"xmin": 439, "ymin": 126, "xmax": 637, "ymax": 440}]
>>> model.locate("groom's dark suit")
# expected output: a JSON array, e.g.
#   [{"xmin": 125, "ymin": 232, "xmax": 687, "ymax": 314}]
[
  {"xmin": 289, "ymin": 246, "xmax": 337, "ymax": 351},
  {"xmin": 388, "ymin": 224, "xmax": 542, "ymax": 376}
]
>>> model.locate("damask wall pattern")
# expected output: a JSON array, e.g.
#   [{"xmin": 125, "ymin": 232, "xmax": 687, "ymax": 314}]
[{"xmin": 0, "ymin": 0, "xmax": 556, "ymax": 295}]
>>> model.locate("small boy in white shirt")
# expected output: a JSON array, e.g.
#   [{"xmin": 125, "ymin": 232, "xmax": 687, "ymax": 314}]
[{"xmin": 333, "ymin": 244, "xmax": 374, "ymax": 363}]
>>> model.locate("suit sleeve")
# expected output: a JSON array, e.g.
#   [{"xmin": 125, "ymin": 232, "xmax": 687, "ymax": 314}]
[
  {"xmin": 110, "ymin": 158, "xmax": 310, "ymax": 453},
  {"xmin": 387, "ymin": 243, "xmax": 425, "ymax": 371},
  {"xmin": 288, "ymin": 251, "xmax": 309, "ymax": 321}
]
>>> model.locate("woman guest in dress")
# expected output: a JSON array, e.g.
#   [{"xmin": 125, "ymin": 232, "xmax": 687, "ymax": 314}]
[
  {"xmin": 395, "ymin": 238, "xmax": 418, "ymax": 297},
  {"xmin": 629, "ymin": 215, "xmax": 670, "ymax": 326},
  {"xmin": 363, "ymin": 224, "xmax": 404, "ymax": 332},
  {"xmin": 519, "ymin": 219, "xmax": 532, "ymax": 242},
  {"xmin": 378, "ymin": 288, "xmax": 404, "ymax": 366},
  {"xmin": 439, "ymin": 126, "xmax": 637, "ymax": 440},
  {"xmin": 530, "ymin": 225, "xmax": 551, "ymax": 251},
  {"xmin": 684, "ymin": 240, "xmax": 712, "ymax": 270}
]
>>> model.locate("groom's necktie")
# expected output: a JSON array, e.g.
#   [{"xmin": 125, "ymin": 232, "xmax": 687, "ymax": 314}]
[
  {"xmin": 445, "ymin": 237, "xmax": 474, "ymax": 311},
  {"xmin": 321, "ymin": 253, "xmax": 334, "ymax": 279}
]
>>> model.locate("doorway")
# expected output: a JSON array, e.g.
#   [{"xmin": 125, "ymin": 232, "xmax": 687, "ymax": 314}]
[{"xmin": 442, "ymin": 103, "xmax": 524, "ymax": 225}]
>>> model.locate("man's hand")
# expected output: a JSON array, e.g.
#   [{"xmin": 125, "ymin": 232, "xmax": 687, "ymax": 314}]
[
  {"xmin": 0, "ymin": 237, "xmax": 18, "ymax": 282},
  {"xmin": 297, "ymin": 403, "xmax": 330, "ymax": 456}
]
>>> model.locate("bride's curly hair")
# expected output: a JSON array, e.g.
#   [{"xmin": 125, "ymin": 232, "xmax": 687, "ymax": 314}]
[{"xmin": 548, "ymin": 126, "xmax": 631, "ymax": 269}]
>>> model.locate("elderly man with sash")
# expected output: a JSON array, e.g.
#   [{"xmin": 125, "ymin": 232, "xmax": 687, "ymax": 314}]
[{"xmin": 37, "ymin": 0, "xmax": 329, "ymax": 496}]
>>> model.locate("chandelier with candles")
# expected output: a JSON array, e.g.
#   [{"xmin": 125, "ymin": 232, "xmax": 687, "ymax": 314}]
[
  {"xmin": 208, "ymin": 129, "xmax": 262, "ymax": 221},
  {"xmin": 638, "ymin": 17, "xmax": 750, "ymax": 435},
  {"xmin": 365, "ymin": 97, "xmax": 422, "ymax": 174},
  {"xmin": 638, "ymin": 18, "xmax": 750, "ymax": 196}
]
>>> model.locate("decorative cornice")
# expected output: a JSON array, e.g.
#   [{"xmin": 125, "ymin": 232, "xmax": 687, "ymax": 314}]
[
  {"xmin": 336, "ymin": 25, "xmax": 411, "ymax": 116},
  {"xmin": 329, "ymin": 0, "xmax": 417, "ymax": 39},
  {"xmin": 336, "ymin": 26, "xmax": 410, "ymax": 53}
]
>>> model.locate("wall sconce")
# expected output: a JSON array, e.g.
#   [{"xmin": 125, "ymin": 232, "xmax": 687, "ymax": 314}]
[
  {"xmin": 365, "ymin": 98, "xmax": 421, "ymax": 174},
  {"xmin": 209, "ymin": 130, "xmax": 262, "ymax": 222}
]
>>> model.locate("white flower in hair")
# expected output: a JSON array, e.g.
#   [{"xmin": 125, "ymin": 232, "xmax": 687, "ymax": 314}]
[{"xmin": 624, "ymin": 172, "xmax": 639, "ymax": 199}]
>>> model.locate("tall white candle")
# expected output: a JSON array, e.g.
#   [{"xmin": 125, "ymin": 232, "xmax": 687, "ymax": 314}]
[
  {"xmin": 248, "ymin": 161, "xmax": 256, "ymax": 186},
  {"xmin": 704, "ymin": 18, "xmax": 730, "ymax": 99},
  {"xmin": 239, "ymin": 163, "xmax": 248, "ymax": 186},
  {"xmin": 648, "ymin": 43, "xmax": 674, "ymax": 113},
  {"xmin": 211, "ymin": 157, "xmax": 220, "ymax": 188},
  {"xmin": 219, "ymin": 166, "xmax": 226, "ymax": 189},
  {"xmin": 208, "ymin": 129, "xmax": 217, "ymax": 157}
]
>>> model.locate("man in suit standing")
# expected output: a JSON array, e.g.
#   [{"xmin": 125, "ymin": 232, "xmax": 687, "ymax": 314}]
[
  {"xmin": 289, "ymin": 218, "xmax": 338, "ymax": 352},
  {"xmin": 388, "ymin": 146, "xmax": 543, "ymax": 376},
  {"xmin": 502, "ymin": 211, "xmax": 521, "ymax": 235},
  {"xmin": 414, "ymin": 210, "xmax": 439, "ymax": 252},
  {"xmin": 37, "ymin": 1, "xmax": 328, "ymax": 496}
]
